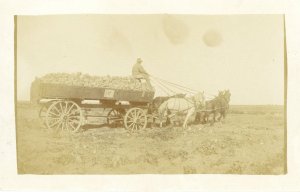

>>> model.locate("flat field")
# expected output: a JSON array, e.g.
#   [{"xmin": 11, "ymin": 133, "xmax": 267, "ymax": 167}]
[{"xmin": 16, "ymin": 102, "xmax": 285, "ymax": 174}]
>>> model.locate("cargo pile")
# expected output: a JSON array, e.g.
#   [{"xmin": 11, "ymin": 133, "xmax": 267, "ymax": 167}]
[{"xmin": 36, "ymin": 73, "xmax": 154, "ymax": 92}]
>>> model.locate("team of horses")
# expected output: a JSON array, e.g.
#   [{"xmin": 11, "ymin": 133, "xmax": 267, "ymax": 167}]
[{"xmin": 150, "ymin": 90, "xmax": 231, "ymax": 128}]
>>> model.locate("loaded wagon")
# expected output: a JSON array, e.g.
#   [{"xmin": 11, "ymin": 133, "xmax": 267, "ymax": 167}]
[{"xmin": 31, "ymin": 75, "xmax": 155, "ymax": 133}]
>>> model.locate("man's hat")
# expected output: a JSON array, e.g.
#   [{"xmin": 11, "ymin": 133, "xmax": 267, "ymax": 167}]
[{"xmin": 137, "ymin": 58, "xmax": 143, "ymax": 63}]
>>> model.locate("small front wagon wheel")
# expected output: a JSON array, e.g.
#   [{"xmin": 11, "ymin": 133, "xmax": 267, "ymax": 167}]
[
  {"xmin": 45, "ymin": 100, "xmax": 83, "ymax": 133},
  {"xmin": 107, "ymin": 108, "xmax": 124, "ymax": 128},
  {"xmin": 124, "ymin": 107, "xmax": 147, "ymax": 132}
]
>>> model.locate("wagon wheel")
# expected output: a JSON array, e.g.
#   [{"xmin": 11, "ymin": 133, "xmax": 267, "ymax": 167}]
[
  {"xmin": 45, "ymin": 100, "xmax": 83, "ymax": 133},
  {"xmin": 39, "ymin": 101, "xmax": 56, "ymax": 127},
  {"xmin": 107, "ymin": 108, "xmax": 124, "ymax": 128},
  {"xmin": 124, "ymin": 107, "xmax": 147, "ymax": 132}
]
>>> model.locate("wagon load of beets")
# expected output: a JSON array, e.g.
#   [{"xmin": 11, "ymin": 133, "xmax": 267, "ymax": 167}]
[{"xmin": 35, "ymin": 72, "xmax": 154, "ymax": 92}]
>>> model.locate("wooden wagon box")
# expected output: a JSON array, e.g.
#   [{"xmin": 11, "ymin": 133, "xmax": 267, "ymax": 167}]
[{"xmin": 30, "ymin": 80, "xmax": 155, "ymax": 104}]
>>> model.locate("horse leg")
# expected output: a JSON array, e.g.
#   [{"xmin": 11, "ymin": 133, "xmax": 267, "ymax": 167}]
[
  {"xmin": 159, "ymin": 111, "xmax": 164, "ymax": 128},
  {"xmin": 150, "ymin": 112, "xmax": 155, "ymax": 128},
  {"xmin": 202, "ymin": 112, "xmax": 207, "ymax": 124},
  {"xmin": 209, "ymin": 112, "xmax": 215, "ymax": 126},
  {"xmin": 198, "ymin": 112, "xmax": 202, "ymax": 124},
  {"xmin": 195, "ymin": 112, "xmax": 200, "ymax": 124},
  {"xmin": 159, "ymin": 120, "xmax": 163, "ymax": 128},
  {"xmin": 206, "ymin": 113, "xmax": 210, "ymax": 124},
  {"xmin": 182, "ymin": 114, "xmax": 188, "ymax": 129},
  {"xmin": 183, "ymin": 108, "xmax": 194, "ymax": 129},
  {"xmin": 217, "ymin": 111, "xmax": 222, "ymax": 121},
  {"xmin": 213, "ymin": 111, "xmax": 216, "ymax": 122},
  {"xmin": 204, "ymin": 113, "xmax": 208, "ymax": 124},
  {"xmin": 166, "ymin": 117, "xmax": 170, "ymax": 126},
  {"xmin": 170, "ymin": 117, "xmax": 175, "ymax": 127},
  {"xmin": 221, "ymin": 111, "xmax": 227, "ymax": 123},
  {"xmin": 159, "ymin": 106, "xmax": 168, "ymax": 128},
  {"xmin": 223, "ymin": 111, "xmax": 227, "ymax": 119},
  {"xmin": 165, "ymin": 109, "xmax": 172, "ymax": 126}
]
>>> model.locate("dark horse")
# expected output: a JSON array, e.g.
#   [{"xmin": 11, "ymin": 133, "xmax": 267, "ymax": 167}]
[{"xmin": 195, "ymin": 90, "xmax": 231, "ymax": 125}]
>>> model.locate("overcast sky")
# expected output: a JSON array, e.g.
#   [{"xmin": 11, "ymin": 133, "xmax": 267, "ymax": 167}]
[{"xmin": 17, "ymin": 14, "xmax": 284, "ymax": 105}]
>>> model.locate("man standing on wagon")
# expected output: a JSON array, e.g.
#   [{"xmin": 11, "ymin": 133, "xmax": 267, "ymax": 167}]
[{"xmin": 132, "ymin": 58, "xmax": 150, "ymax": 84}]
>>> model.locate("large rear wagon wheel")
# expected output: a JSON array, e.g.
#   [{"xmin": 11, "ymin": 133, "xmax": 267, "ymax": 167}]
[
  {"xmin": 45, "ymin": 100, "xmax": 83, "ymax": 133},
  {"xmin": 124, "ymin": 107, "xmax": 147, "ymax": 132}
]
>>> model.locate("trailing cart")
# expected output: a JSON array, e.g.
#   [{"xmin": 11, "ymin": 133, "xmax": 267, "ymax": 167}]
[{"xmin": 30, "ymin": 78, "xmax": 155, "ymax": 133}]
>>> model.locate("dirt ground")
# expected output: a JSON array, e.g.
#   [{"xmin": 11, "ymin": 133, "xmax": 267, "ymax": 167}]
[{"xmin": 16, "ymin": 103, "xmax": 285, "ymax": 174}]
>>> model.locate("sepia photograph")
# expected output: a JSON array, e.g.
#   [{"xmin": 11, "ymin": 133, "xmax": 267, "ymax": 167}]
[{"xmin": 15, "ymin": 14, "xmax": 285, "ymax": 175}]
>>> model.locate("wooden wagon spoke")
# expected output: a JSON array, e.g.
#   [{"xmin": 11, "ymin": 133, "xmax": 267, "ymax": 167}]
[
  {"xmin": 138, "ymin": 123, "xmax": 145, "ymax": 129},
  {"xmin": 136, "ymin": 122, "xmax": 144, "ymax": 127},
  {"xmin": 54, "ymin": 119, "xmax": 63, "ymax": 129},
  {"xmin": 52, "ymin": 105, "xmax": 61, "ymax": 114},
  {"xmin": 59, "ymin": 102, "xmax": 63, "ymax": 113},
  {"xmin": 63, "ymin": 102, "xmax": 69, "ymax": 114},
  {"xmin": 68, "ymin": 114, "xmax": 78, "ymax": 117},
  {"xmin": 69, "ymin": 109, "xmax": 80, "ymax": 116},
  {"xmin": 48, "ymin": 111, "xmax": 60, "ymax": 117},
  {"xmin": 124, "ymin": 107, "xmax": 147, "ymax": 131},
  {"xmin": 64, "ymin": 121, "xmax": 69, "ymax": 131},
  {"xmin": 138, "ymin": 123, "xmax": 143, "ymax": 130},
  {"xmin": 54, "ymin": 121, "xmax": 63, "ymax": 131},
  {"xmin": 138, "ymin": 118, "xmax": 146, "ymax": 122},
  {"xmin": 61, "ymin": 121, "xmax": 65, "ymax": 131},
  {"xmin": 128, "ymin": 122, "xmax": 134, "ymax": 128},
  {"xmin": 135, "ymin": 124, "xmax": 141, "ymax": 130},
  {"xmin": 136, "ymin": 110, "xmax": 142, "ymax": 116},
  {"xmin": 45, "ymin": 114, "xmax": 60, "ymax": 119},
  {"xmin": 127, "ymin": 112, "xmax": 134, "ymax": 118},
  {"xmin": 69, "ymin": 121, "xmax": 80, "ymax": 126},
  {"xmin": 68, "ymin": 121, "xmax": 77, "ymax": 131},
  {"xmin": 68, "ymin": 116, "xmax": 81, "ymax": 120},
  {"xmin": 65, "ymin": 122, "xmax": 71, "ymax": 131},
  {"xmin": 127, "ymin": 116, "xmax": 135, "ymax": 121},
  {"xmin": 66, "ymin": 121, "xmax": 75, "ymax": 131},
  {"xmin": 48, "ymin": 118, "xmax": 61, "ymax": 128},
  {"xmin": 128, "ymin": 122, "xmax": 135, "ymax": 130},
  {"xmin": 66, "ymin": 123, "xmax": 73, "ymax": 131},
  {"xmin": 107, "ymin": 108, "xmax": 124, "ymax": 127},
  {"xmin": 59, "ymin": 121, "xmax": 65, "ymax": 131},
  {"xmin": 65, "ymin": 103, "xmax": 75, "ymax": 115},
  {"xmin": 45, "ymin": 100, "xmax": 83, "ymax": 133},
  {"xmin": 69, "ymin": 119, "xmax": 80, "ymax": 124},
  {"xmin": 130, "ymin": 124, "xmax": 136, "ymax": 131},
  {"xmin": 48, "ymin": 117, "xmax": 61, "ymax": 120}
]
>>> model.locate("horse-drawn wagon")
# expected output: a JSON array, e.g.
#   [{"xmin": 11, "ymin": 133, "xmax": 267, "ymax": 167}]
[
  {"xmin": 30, "ymin": 74, "xmax": 155, "ymax": 133},
  {"xmin": 31, "ymin": 73, "xmax": 230, "ymax": 133}
]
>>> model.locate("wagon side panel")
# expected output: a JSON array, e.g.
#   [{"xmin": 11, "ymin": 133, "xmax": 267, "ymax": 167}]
[{"xmin": 31, "ymin": 82, "xmax": 155, "ymax": 103}]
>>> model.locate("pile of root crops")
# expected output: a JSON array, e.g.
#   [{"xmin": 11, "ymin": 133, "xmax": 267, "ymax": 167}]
[{"xmin": 36, "ymin": 73, "xmax": 154, "ymax": 92}]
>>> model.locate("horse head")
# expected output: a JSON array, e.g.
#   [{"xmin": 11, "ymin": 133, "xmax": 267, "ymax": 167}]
[
  {"xmin": 224, "ymin": 89, "xmax": 231, "ymax": 103},
  {"xmin": 193, "ymin": 91, "xmax": 205, "ymax": 108},
  {"xmin": 218, "ymin": 90, "xmax": 225, "ymax": 97}
]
